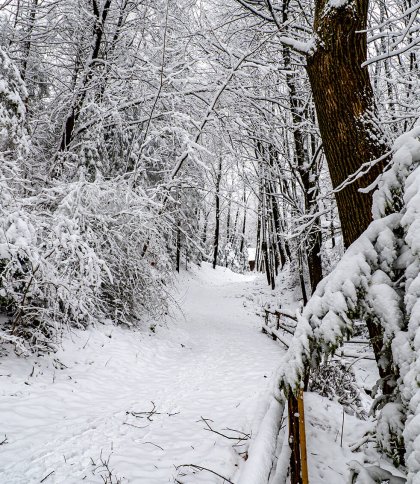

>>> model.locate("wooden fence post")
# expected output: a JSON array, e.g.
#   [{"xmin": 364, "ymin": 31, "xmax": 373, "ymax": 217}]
[
  {"xmin": 288, "ymin": 390, "xmax": 309, "ymax": 484},
  {"xmin": 288, "ymin": 394, "xmax": 302, "ymax": 484},
  {"xmin": 298, "ymin": 389, "xmax": 309, "ymax": 484}
]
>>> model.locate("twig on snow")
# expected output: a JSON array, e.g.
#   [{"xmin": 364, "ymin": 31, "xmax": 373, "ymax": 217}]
[
  {"xmin": 40, "ymin": 470, "xmax": 55, "ymax": 482},
  {"xmin": 123, "ymin": 422, "xmax": 149, "ymax": 429},
  {"xmin": 198, "ymin": 416, "xmax": 250, "ymax": 443},
  {"xmin": 142, "ymin": 441, "xmax": 164, "ymax": 451},
  {"xmin": 127, "ymin": 401, "xmax": 179, "ymax": 421},
  {"xmin": 175, "ymin": 464, "xmax": 234, "ymax": 483}
]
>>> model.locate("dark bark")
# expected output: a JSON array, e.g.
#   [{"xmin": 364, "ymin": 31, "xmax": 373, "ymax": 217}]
[
  {"xmin": 176, "ymin": 223, "xmax": 181, "ymax": 273},
  {"xmin": 282, "ymin": 0, "xmax": 323, "ymax": 293},
  {"xmin": 60, "ymin": 0, "xmax": 112, "ymax": 151},
  {"xmin": 300, "ymin": 154, "xmax": 324, "ymax": 294},
  {"xmin": 213, "ymin": 157, "xmax": 222, "ymax": 269},
  {"xmin": 202, "ymin": 210, "xmax": 209, "ymax": 248},
  {"xmin": 306, "ymin": 0, "xmax": 388, "ymax": 249},
  {"xmin": 268, "ymin": 145, "xmax": 287, "ymax": 269},
  {"xmin": 259, "ymin": 144, "xmax": 275, "ymax": 288},
  {"xmin": 239, "ymin": 189, "xmax": 247, "ymax": 254},
  {"xmin": 262, "ymin": 240, "xmax": 272, "ymax": 287},
  {"xmin": 330, "ymin": 206, "xmax": 336, "ymax": 249},
  {"xmin": 288, "ymin": 395, "xmax": 302, "ymax": 484},
  {"xmin": 305, "ymin": 1, "xmax": 393, "ymax": 386},
  {"xmin": 298, "ymin": 249, "xmax": 308, "ymax": 306},
  {"xmin": 255, "ymin": 204, "xmax": 261, "ymax": 270}
]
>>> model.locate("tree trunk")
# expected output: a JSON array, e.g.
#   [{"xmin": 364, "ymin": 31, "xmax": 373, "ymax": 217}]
[
  {"xmin": 306, "ymin": 0, "xmax": 388, "ymax": 249},
  {"xmin": 60, "ymin": 0, "xmax": 112, "ymax": 151},
  {"xmin": 176, "ymin": 222, "xmax": 181, "ymax": 273},
  {"xmin": 213, "ymin": 157, "xmax": 222, "ymax": 269},
  {"xmin": 304, "ymin": 0, "xmax": 396, "ymax": 400},
  {"xmin": 21, "ymin": 0, "xmax": 38, "ymax": 82},
  {"xmin": 202, "ymin": 209, "xmax": 209, "ymax": 248},
  {"xmin": 255, "ymin": 204, "xmax": 261, "ymax": 270},
  {"xmin": 239, "ymin": 188, "xmax": 247, "ymax": 254},
  {"xmin": 282, "ymin": 0, "xmax": 323, "ymax": 292}
]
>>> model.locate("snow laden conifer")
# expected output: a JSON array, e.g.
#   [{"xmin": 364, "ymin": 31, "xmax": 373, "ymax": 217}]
[{"xmin": 276, "ymin": 126, "xmax": 420, "ymax": 481}]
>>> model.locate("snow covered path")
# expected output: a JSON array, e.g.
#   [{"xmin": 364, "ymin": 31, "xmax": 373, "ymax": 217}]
[{"xmin": 0, "ymin": 264, "xmax": 283, "ymax": 483}]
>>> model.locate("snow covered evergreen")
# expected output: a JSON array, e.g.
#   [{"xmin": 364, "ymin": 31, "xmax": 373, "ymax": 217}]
[{"xmin": 277, "ymin": 127, "xmax": 420, "ymax": 481}]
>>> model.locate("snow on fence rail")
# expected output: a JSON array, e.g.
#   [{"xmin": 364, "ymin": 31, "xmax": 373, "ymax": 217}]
[
  {"xmin": 237, "ymin": 395, "xmax": 286, "ymax": 484},
  {"xmin": 261, "ymin": 308, "xmax": 297, "ymax": 348},
  {"xmin": 257, "ymin": 307, "xmax": 309, "ymax": 484}
]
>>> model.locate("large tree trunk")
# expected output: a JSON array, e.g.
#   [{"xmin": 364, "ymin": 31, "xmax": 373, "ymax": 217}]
[
  {"xmin": 306, "ymin": 0, "xmax": 394, "ymax": 395},
  {"xmin": 306, "ymin": 0, "xmax": 388, "ymax": 249}
]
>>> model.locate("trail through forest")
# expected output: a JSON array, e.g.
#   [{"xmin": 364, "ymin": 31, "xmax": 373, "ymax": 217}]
[{"xmin": 0, "ymin": 263, "xmax": 284, "ymax": 484}]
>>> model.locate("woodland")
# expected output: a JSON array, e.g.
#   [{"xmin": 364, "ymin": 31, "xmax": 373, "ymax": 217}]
[{"xmin": 0, "ymin": 0, "xmax": 419, "ymax": 482}]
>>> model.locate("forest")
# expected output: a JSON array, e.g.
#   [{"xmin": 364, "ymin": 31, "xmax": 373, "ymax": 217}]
[{"xmin": 0, "ymin": 0, "xmax": 419, "ymax": 483}]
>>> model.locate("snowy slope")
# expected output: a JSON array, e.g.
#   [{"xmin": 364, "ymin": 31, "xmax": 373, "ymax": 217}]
[{"xmin": 0, "ymin": 263, "xmax": 284, "ymax": 484}]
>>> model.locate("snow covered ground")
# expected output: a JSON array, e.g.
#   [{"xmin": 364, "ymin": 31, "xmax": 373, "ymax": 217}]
[
  {"xmin": 1, "ymin": 262, "xmax": 405, "ymax": 483},
  {"xmin": 0, "ymin": 263, "xmax": 284, "ymax": 484}
]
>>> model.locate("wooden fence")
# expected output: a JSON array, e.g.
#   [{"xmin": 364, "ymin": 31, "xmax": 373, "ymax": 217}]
[{"xmin": 261, "ymin": 307, "xmax": 309, "ymax": 484}]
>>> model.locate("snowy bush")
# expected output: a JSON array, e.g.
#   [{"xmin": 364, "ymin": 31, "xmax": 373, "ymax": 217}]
[
  {"xmin": 276, "ymin": 126, "xmax": 420, "ymax": 479},
  {"xmin": 219, "ymin": 241, "xmax": 249, "ymax": 273},
  {"xmin": 55, "ymin": 176, "xmax": 172, "ymax": 324},
  {"xmin": 0, "ymin": 48, "xmax": 29, "ymax": 164},
  {"xmin": 0, "ymin": 48, "xmax": 171, "ymax": 351},
  {"xmin": 309, "ymin": 360, "xmax": 367, "ymax": 419},
  {"xmin": 0, "ymin": 175, "xmax": 172, "ymax": 351},
  {"xmin": 0, "ymin": 206, "xmax": 105, "ymax": 351}
]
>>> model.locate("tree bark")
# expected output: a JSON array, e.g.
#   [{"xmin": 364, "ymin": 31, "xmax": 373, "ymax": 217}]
[
  {"xmin": 60, "ymin": 0, "xmax": 112, "ymax": 151},
  {"xmin": 306, "ymin": 0, "xmax": 388, "ymax": 249},
  {"xmin": 212, "ymin": 157, "xmax": 222, "ymax": 269},
  {"xmin": 282, "ymin": 0, "xmax": 323, "ymax": 292},
  {"xmin": 239, "ymin": 188, "xmax": 247, "ymax": 254},
  {"xmin": 176, "ymin": 222, "xmax": 181, "ymax": 273}
]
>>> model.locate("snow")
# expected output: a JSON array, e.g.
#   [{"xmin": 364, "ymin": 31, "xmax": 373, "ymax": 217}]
[
  {"xmin": 279, "ymin": 37, "xmax": 316, "ymax": 55},
  {"xmin": 237, "ymin": 396, "xmax": 285, "ymax": 484},
  {"xmin": 247, "ymin": 247, "xmax": 256, "ymax": 262},
  {"xmin": 327, "ymin": 0, "xmax": 351, "ymax": 8},
  {"xmin": 305, "ymin": 391, "xmax": 406, "ymax": 484},
  {"xmin": 0, "ymin": 263, "xmax": 284, "ymax": 483}
]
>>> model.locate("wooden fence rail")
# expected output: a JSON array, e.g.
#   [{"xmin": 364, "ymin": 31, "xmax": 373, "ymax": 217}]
[
  {"xmin": 260, "ymin": 307, "xmax": 375, "ymax": 483},
  {"xmin": 261, "ymin": 307, "xmax": 309, "ymax": 484}
]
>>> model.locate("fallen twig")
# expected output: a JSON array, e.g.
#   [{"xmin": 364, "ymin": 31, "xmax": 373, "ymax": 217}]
[
  {"xmin": 123, "ymin": 422, "xmax": 149, "ymax": 429},
  {"xmin": 127, "ymin": 401, "xmax": 179, "ymax": 422},
  {"xmin": 142, "ymin": 441, "xmax": 164, "ymax": 451},
  {"xmin": 175, "ymin": 464, "xmax": 234, "ymax": 483},
  {"xmin": 40, "ymin": 470, "xmax": 55, "ymax": 482},
  {"xmin": 198, "ymin": 417, "xmax": 250, "ymax": 443}
]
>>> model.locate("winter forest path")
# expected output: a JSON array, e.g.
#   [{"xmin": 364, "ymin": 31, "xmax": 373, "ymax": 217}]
[{"xmin": 0, "ymin": 263, "xmax": 284, "ymax": 483}]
